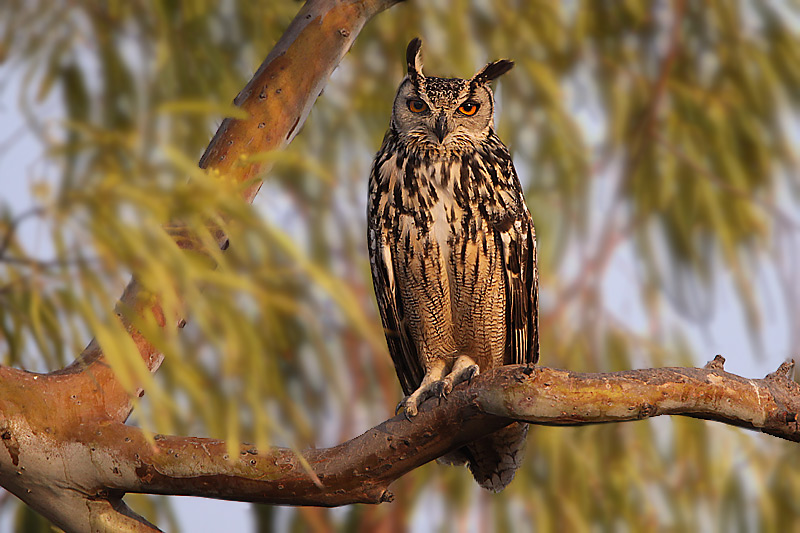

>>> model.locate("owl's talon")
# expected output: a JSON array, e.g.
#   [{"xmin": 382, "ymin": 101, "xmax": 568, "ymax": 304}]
[
  {"xmin": 396, "ymin": 394, "xmax": 422, "ymax": 418},
  {"xmin": 464, "ymin": 365, "xmax": 479, "ymax": 386},
  {"xmin": 396, "ymin": 398, "xmax": 416, "ymax": 418},
  {"xmin": 432, "ymin": 381, "xmax": 449, "ymax": 399}
]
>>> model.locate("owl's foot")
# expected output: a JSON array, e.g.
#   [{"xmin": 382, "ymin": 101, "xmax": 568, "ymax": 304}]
[
  {"xmin": 396, "ymin": 359, "xmax": 448, "ymax": 419},
  {"xmin": 395, "ymin": 384, "xmax": 440, "ymax": 419},
  {"xmin": 396, "ymin": 357, "xmax": 479, "ymax": 419},
  {"xmin": 436, "ymin": 356, "xmax": 480, "ymax": 399}
]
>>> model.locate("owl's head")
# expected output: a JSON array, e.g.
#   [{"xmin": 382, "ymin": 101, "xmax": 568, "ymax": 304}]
[{"xmin": 390, "ymin": 38, "xmax": 513, "ymax": 151}]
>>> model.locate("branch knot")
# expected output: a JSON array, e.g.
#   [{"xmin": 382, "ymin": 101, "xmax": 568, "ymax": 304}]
[
  {"xmin": 766, "ymin": 360, "xmax": 795, "ymax": 382},
  {"xmin": 704, "ymin": 355, "xmax": 726, "ymax": 370}
]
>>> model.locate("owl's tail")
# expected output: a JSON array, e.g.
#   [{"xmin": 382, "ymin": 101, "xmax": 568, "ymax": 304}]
[{"xmin": 438, "ymin": 422, "xmax": 528, "ymax": 492}]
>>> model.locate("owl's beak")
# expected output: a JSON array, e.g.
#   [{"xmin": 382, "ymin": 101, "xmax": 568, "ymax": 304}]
[{"xmin": 433, "ymin": 112, "xmax": 449, "ymax": 143}]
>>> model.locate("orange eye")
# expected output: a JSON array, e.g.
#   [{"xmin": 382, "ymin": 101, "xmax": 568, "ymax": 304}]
[
  {"xmin": 458, "ymin": 102, "xmax": 479, "ymax": 116},
  {"xmin": 407, "ymin": 99, "xmax": 428, "ymax": 113}
]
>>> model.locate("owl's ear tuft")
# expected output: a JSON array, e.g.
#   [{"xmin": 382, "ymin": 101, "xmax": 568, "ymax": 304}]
[
  {"xmin": 406, "ymin": 38, "xmax": 425, "ymax": 86},
  {"xmin": 471, "ymin": 59, "xmax": 514, "ymax": 86}
]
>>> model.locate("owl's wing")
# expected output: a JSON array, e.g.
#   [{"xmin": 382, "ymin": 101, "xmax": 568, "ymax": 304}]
[
  {"xmin": 368, "ymin": 228, "xmax": 425, "ymax": 395},
  {"xmin": 497, "ymin": 206, "xmax": 539, "ymax": 366},
  {"xmin": 368, "ymin": 204, "xmax": 425, "ymax": 397}
]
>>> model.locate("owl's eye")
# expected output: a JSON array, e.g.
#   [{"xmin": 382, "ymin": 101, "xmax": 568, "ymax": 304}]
[
  {"xmin": 407, "ymin": 99, "xmax": 428, "ymax": 113},
  {"xmin": 457, "ymin": 102, "xmax": 480, "ymax": 116}
]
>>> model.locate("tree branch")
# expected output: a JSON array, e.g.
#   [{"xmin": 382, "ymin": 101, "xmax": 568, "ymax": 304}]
[
  {"xmin": 479, "ymin": 357, "xmax": 800, "ymax": 441},
  {"xmin": 4, "ymin": 357, "xmax": 796, "ymax": 519}
]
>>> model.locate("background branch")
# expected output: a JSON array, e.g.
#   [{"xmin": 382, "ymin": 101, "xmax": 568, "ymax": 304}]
[
  {"xmin": 0, "ymin": 0, "xmax": 403, "ymax": 531},
  {"xmin": 57, "ymin": 0, "xmax": 404, "ymax": 423}
]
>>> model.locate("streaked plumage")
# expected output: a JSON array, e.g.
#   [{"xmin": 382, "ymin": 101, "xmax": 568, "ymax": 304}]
[{"xmin": 367, "ymin": 38, "xmax": 538, "ymax": 492}]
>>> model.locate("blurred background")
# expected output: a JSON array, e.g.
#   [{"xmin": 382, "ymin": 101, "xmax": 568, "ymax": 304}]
[{"xmin": 1, "ymin": 0, "xmax": 800, "ymax": 531}]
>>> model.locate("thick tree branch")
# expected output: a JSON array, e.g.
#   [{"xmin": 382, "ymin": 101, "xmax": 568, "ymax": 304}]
[
  {"xmin": 478, "ymin": 357, "xmax": 800, "ymax": 441},
  {"xmin": 3, "ymin": 358, "xmax": 796, "ymax": 519}
]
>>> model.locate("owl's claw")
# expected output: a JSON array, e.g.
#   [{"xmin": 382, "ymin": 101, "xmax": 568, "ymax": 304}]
[
  {"xmin": 395, "ymin": 398, "xmax": 415, "ymax": 418},
  {"xmin": 396, "ymin": 382, "xmax": 439, "ymax": 418},
  {"xmin": 396, "ymin": 396, "xmax": 419, "ymax": 418},
  {"xmin": 464, "ymin": 364, "xmax": 479, "ymax": 386},
  {"xmin": 397, "ymin": 402, "xmax": 413, "ymax": 422},
  {"xmin": 433, "ymin": 380, "xmax": 449, "ymax": 401}
]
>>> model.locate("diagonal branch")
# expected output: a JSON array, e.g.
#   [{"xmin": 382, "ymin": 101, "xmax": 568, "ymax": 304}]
[
  {"xmin": 0, "ymin": 0, "xmax": 405, "ymax": 531},
  {"xmin": 53, "ymin": 0, "xmax": 406, "ymax": 424}
]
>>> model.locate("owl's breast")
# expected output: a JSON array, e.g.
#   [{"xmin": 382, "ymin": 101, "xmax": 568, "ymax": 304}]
[{"xmin": 375, "ymin": 151, "xmax": 466, "ymax": 243}]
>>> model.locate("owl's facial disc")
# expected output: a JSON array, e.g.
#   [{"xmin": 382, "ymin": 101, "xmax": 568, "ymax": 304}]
[{"xmin": 392, "ymin": 75, "xmax": 497, "ymax": 149}]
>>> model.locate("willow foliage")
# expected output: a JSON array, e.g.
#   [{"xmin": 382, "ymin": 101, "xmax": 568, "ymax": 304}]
[{"xmin": 1, "ymin": 0, "xmax": 799, "ymax": 531}]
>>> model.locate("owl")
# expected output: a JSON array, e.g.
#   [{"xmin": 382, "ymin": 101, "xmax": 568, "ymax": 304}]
[{"xmin": 367, "ymin": 38, "xmax": 539, "ymax": 492}]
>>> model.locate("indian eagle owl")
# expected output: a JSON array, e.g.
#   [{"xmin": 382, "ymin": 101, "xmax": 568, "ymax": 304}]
[{"xmin": 367, "ymin": 38, "xmax": 539, "ymax": 492}]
